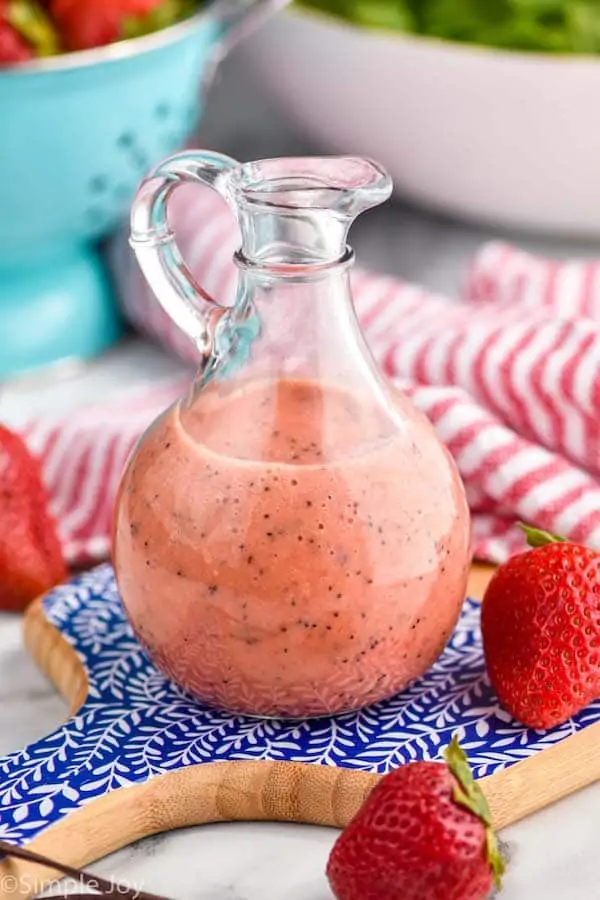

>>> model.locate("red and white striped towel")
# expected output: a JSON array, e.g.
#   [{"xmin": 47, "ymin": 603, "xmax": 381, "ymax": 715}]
[
  {"xmin": 19, "ymin": 190, "xmax": 600, "ymax": 566},
  {"xmin": 466, "ymin": 241, "xmax": 600, "ymax": 318}
]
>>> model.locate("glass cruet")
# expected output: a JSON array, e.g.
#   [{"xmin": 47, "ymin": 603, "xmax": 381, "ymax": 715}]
[{"xmin": 113, "ymin": 151, "xmax": 472, "ymax": 719}]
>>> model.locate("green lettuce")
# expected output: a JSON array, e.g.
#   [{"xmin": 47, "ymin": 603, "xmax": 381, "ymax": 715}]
[{"xmin": 298, "ymin": 0, "xmax": 600, "ymax": 54}]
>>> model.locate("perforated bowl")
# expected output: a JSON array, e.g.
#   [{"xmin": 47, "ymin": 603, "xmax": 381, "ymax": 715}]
[{"xmin": 0, "ymin": 1, "xmax": 279, "ymax": 379}]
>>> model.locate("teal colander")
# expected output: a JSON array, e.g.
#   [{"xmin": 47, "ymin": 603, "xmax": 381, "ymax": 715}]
[{"xmin": 0, "ymin": 0, "xmax": 285, "ymax": 380}]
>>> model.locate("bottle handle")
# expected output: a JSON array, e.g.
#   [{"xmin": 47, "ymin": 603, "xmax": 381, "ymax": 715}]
[{"xmin": 129, "ymin": 150, "xmax": 238, "ymax": 354}]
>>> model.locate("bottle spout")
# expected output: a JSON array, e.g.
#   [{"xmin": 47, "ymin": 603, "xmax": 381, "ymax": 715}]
[{"xmin": 223, "ymin": 156, "xmax": 393, "ymax": 268}]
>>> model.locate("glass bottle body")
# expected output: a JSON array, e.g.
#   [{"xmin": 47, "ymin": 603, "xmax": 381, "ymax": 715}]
[{"xmin": 114, "ymin": 154, "xmax": 471, "ymax": 718}]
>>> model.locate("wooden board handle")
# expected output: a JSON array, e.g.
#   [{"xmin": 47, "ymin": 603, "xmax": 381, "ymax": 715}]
[
  {"xmin": 3, "ymin": 728, "xmax": 600, "ymax": 900},
  {"xmin": 481, "ymin": 721, "xmax": 600, "ymax": 829}
]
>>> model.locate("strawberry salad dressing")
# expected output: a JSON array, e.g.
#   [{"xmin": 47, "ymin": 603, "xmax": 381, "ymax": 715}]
[{"xmin": 114, "ymin": 378, "xmax": 471, "ymax": 718}]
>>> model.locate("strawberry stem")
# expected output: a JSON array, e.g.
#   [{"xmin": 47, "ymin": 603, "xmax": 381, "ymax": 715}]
[
  {"xmin": 445, "ymin": 736, "xmax": 505, "ymax": 889},
  {"xmin": 519, "ymin": 522, "xmax": 567, "ymax": 548}
]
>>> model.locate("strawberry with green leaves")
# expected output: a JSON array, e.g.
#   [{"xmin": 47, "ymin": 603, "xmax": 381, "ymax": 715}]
[
  {"xmin": 482, "ymin": 524, "xmax": 600, "ymax": 730},
  {"xmin": 327, "ymin": 737, "xmax": 504, "ymax": 900}
]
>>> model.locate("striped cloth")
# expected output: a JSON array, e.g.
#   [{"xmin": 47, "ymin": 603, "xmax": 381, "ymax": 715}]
[{"xmin": 20, "ymin": 191, "xmax": 600, "ymax": 565}]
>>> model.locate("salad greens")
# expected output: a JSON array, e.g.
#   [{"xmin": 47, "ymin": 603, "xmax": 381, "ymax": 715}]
[{"xmin": 297, "ymin": 0, "xmax": 600, "ymax": 54}]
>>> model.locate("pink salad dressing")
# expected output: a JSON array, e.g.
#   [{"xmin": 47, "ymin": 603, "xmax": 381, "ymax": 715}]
[{"xmin": 114, "ymin": 378, "xmax": 471, "ymax": 718}]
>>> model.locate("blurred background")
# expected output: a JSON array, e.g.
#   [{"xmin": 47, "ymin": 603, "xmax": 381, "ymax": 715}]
[
  {"xmin": 4, "ymin": 1, "xmax": 600, "ymax": 590},
  {"xmin": 3, "ymin": 0, "xmax": 600, "ymax": 417}
]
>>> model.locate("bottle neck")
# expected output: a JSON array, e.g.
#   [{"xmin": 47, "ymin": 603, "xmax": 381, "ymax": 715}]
[
  {"xmin": 235, "ymin": 207, "xmax": 351, "ymax": 268},
  {"xmin": 228, "ymin": 256, "xmax": 396, "ymax": 423}
]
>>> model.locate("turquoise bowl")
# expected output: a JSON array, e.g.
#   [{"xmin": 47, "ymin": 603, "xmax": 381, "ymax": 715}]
[{"xmin": 0, "ymin": 7, "xmax": 230, "ymax": 379}]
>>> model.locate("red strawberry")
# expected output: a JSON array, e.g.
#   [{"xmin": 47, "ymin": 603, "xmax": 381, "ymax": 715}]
[
  {"xmin": 50, "ymin": 0, "xmax": 165, "ymax": 50},
  {"xmin": 327, "ymin": 737, "xmax": 504, "ymax": 900},
  {"xmin": 0, "ymin": 16, "xmax": 33, "ymax": 63},
  {"xmin": 0, "ymin": 424, "xmax": 67, "ymax": 612},
  {"xmin": 482, "ymin": 524, "xmax": 600, "ymax": 730}
]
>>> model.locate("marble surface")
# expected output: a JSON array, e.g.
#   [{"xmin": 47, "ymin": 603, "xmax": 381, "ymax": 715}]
[{"xmin": 2, "ymin": 44, "xmax": 600, "ymax": 900}]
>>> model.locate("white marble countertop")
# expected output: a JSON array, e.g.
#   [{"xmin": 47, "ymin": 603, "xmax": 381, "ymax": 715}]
[
  {"xmin": 1, "ymin": 610, "xmax": 599, "ymax": 900},
  {"xmin": 1, "ymin": 47, "xmax": 600, "ymax": 900}
]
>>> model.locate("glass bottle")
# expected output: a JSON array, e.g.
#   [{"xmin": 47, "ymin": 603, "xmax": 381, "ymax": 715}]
[{"xmin": 113, "ymin": 151, "xmax": 471, "ymax": 719}]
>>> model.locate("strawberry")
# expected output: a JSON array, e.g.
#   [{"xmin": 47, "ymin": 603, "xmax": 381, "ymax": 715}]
[
  {"xmin": 50, "ymin": 0, "xmax": 173, "ymax": 51},
  {"xmin": 0, "ymin": 424, "xmax": 67, "ymax": 612},
  {"xmin": 327, "ymin": 737, "xmax": 504, "ymax": 900},
  {"xmin": 482, "ymin": 524, "xmax": 600, "ymax": 730},
  {"xmin": 0, "ymin": 15, "xmax": 34, "ymax": 62}
]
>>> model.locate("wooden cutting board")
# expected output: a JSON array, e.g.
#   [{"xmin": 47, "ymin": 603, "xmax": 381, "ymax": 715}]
[{"xmin": 1, "ymin": 561, "xmax": 599, "ymax": 899}]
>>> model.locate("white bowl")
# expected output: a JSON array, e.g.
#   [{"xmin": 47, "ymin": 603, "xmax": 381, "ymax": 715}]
[{"xmin": 240, "ymin": 7, "xmax": 600, "ymax": 236}]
